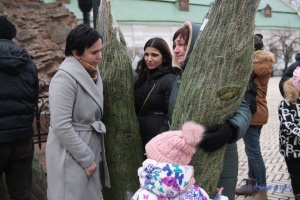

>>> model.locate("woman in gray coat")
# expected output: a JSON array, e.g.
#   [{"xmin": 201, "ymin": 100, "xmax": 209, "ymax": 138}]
[{"xmin": 46, "ymin": 24, "xmax": 110, "ymax": 200}]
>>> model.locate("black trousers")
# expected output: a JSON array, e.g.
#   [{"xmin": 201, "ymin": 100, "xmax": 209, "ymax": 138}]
[
  {"xmin": 285, "ymin": 157, "xmax": 300, "ymax": 198},
  {"xmin": 0, "ymin": 138, "xmax": 34, "ymax": 200}
]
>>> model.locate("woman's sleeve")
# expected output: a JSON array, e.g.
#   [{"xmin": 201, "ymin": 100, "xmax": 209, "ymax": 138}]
[
  {"xmin": 168, "ymin": 75, "xmax": 181, "ymax": 124},
  {"xmin": 228, "ymin": 100, "xmax": 251, "ymax": 143}
]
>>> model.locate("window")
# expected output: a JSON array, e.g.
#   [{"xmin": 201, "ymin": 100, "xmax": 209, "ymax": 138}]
[
  {"xmin": 264, "ymin": 4, "xmax": 272, "ymax": 17},
  {"xmin": 179, "ymin": 0, "xmax": 189, "ymax": 11}
]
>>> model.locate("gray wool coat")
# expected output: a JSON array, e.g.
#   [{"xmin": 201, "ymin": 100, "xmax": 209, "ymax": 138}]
[{"xmin": 46, "ymin": 56, "xmax": 110, "ymax": 200}]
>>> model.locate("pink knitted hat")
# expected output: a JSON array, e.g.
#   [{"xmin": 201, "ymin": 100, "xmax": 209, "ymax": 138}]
[
  {"xmin": 293, "ymin": 66, "xmax": 300, "ymax": 92},
  {"xmin": 145, "ymin": 121, "xmax": 205, "ymax": 165}
]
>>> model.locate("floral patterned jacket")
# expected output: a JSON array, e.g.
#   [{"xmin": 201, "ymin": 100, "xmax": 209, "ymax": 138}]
[{"xmin": 131, "ymin": 159, "xmax": 228, "ymax": 200}]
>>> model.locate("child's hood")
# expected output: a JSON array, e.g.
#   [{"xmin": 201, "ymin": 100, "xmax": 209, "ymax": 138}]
[
  {"xmin": 137, "ymin": 159, "xmax": 194, "ymax": 198},
  {"xmin": 283, "ymin": 78, "xmax": 299, "ymax": 103}
]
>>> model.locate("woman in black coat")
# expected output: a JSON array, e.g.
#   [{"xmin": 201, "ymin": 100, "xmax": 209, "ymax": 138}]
[{"xmin": 134, "ymin": 37, "xmax": 176, "ymax": 152}]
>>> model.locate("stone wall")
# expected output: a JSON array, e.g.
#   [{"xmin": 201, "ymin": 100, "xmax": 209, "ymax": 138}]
[{"xmin": 0, "ymin": 0, "xmax": 77, "ymax": 96}]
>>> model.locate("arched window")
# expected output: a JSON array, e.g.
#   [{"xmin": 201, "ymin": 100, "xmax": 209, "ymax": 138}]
[
  {"xmin": 264, "ymin": 4, "xmax": 272, "ymax": 17},
  {"xmin": 179, "ymin": 0, "xmax": 189, "ymax": 11}
]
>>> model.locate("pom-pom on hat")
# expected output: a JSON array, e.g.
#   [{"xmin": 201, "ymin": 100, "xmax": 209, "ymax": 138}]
[
  {"xmin": 145, "ymin": 121, "xmax": 205, "ymax": 165},
  {"xmin": 0, "ymin": 16, "xmax": 17, "ymax": 40},
  {"xmin": 293, "ymin": 66, "xmax": 300, "ymax": 92}
]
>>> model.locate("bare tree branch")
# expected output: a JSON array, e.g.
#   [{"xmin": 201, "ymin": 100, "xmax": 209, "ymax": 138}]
[{"xmin": 267, "ymin": 29, "xmax": 300, "ymax": 71}]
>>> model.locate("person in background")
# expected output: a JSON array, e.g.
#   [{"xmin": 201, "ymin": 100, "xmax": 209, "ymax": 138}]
[
  {"xmin": 278, "ymin": 66, "xmax": 300, "ymax": 200},
  {"xmin": 0, "ymin": 16, "xmax": 39, "ymax": 200},
  {"xmin": 46, "ymin": 24, "xmax": 110, "ymax": 200},
  {"xmin": 244, "ymin": 72, "xmax": 257, "ymax": 115},
  {"xmin": 131, "ymin": 121, "xmax": 228, "ymax": 200},
  {"xmin": 279, "ymin": 52, "xmax": 300, "ymax": 97},
  {"xmin": 235, "ymin": 34, "xmax": 274, "ymax": 200},
  {"xmin": 134, "ymin": 37, "xmax": 176, "ymax": 153},
  {"xmin": 168, "ymin": 21, "xmax": 251, "ymax": 200}
]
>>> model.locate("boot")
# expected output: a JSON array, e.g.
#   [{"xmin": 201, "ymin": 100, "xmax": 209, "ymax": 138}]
[
  {"xmin": 235, "ymin": 179, "xmax": 257, "ymax": 195},
  {"xmin": 244, "ymin": 190, "xmax": 268, "ymax": 200}
]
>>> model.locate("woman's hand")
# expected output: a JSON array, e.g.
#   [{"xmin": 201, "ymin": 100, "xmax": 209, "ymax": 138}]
[
  {"xmin": 85, "ymin": 161, "xmax": 97, "ymax": 178},
  {"xmin": 216, "ymin": 187, "xmax": 224, "ymax": 194}
]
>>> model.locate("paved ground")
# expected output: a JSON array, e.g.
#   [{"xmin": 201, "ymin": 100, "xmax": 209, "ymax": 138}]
[
  {"xmin": 235, "ymin": 76, "xmax": 295, "ymax": 200},
  {"xmin": 34, "ymin": 76, "xmax": 294, "ymax": 200}
]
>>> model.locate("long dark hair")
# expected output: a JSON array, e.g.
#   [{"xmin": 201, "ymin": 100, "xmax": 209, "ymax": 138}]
[{"xmin": 134, "ymin": 37, "xmax": 172, "ymax": 88}]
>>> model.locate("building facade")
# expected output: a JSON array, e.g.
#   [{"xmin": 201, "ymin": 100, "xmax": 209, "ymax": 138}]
[{"xmin": 45, "ymin": 0, "xmax": 300, "ymax": 72}]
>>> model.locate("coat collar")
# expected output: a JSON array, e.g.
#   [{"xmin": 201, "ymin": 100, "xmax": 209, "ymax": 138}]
[
  {"xmin": 146, "ymin": 65, "xmax": 174, "ymax": 80},
  {"xmin": 253, "ymin": 50, "xmax": 275, "ymax": 63},
  {"xmin": 59, "ymin": 56, "xmax": 103, "ymax": 110},
  {"xmin": 283, "ymin": 78, "xmax": 299, "ymax": 103}
]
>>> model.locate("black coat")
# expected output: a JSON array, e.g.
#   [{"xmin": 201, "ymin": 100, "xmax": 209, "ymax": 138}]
[
  {"xmin": 0, "ymin": 39, "xmax": 39, "ymax": 143},
  {"xmin": 279, "ymin": 98, "xmax": 300, "ymax": 158},
  {"xmin": 279, "ymin": 53, "xmax": 300, "ymax": 97},
  {"xmin": 279, "ymin": 79, "xmax": 300, "ymax": 158},
  {"xmin": 135, "ymin": 66, "xmax": 176, "ymax": 148},
  {"xmin": 244, "ymin": 74, "xmax": 257, "ymax": 114}
]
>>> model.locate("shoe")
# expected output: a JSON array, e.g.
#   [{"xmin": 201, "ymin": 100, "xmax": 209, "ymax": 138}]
[
  {"xmin": 235, "ymin": 179, "xmax": 257, "ymax": 195},
  {"xmin": 244, "ymin": 190, "xmax": 268, "ymax": 200}
]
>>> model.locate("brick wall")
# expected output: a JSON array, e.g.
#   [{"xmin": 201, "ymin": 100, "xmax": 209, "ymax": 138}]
[{"xmin": 0, "ymin": 0, "xmax": 78, "ymax": 97}]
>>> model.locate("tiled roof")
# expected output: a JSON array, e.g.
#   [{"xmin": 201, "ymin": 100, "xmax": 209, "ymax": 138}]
[
  {"xmin": 258, "ymin": 0, "xmax": 295, "ymax": 12},
  {"xmin": 256, "ymin": 0, "xmax": 300, "ymax": 29},
  {"xmin": 111, "ymin": 0, "xmax": 211, "ymax": 25},
  {"xmin": 43, "ymin": 0, "xmax": 300, "ymax": 29}
]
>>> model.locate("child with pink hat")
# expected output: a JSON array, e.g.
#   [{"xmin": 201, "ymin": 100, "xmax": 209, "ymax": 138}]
[{"xmin": 131, "ymin": 121, "xmax": 228, "ymax": 200}]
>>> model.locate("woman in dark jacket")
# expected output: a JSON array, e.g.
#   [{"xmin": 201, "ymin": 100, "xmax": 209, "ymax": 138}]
[{"xmin": 134, "ymin": 37, "xmax": 176, "ymax": 151}]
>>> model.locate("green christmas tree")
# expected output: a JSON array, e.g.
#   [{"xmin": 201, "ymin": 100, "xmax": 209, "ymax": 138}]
[
  {"xmin": 171, "ymin": 0, "xmax": 260, "ymax": 196},
  {"xmin": 97, "ymin": 1, "xmax": 143, "ymax": 199}
]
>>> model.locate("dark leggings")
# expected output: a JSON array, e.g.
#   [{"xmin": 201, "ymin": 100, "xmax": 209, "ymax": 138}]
[{"xmin": 285, "ymin": 157, "xmax": 300, "ymax": 199}]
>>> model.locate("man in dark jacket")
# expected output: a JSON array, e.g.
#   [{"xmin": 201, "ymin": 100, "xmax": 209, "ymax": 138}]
[
  {"xmin": 279, "ymin": 52, "xmax": 300, "ymax": 97},
  {"xmin": 0, "ymin": 16, "xmax": 39, "ymax": 200}
]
